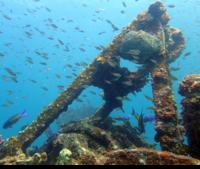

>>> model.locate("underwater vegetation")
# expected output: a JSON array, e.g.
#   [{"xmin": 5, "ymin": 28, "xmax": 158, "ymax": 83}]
[{"xmin": 0, "ymin": 0, "xmax": 200, "ymax": 166}]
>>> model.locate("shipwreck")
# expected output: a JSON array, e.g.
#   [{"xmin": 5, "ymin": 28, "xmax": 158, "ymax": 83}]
[{"xmin": 0, "ymin": 1, "xmax": 200, "ymax": 165}]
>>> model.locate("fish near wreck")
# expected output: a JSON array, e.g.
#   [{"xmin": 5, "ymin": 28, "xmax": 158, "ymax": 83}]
[
  {"xmin": 132, "ymin": 108, "xmax": 155, "ymax": 134},
  {"xmin": 3, "ymin": 110, "xmax": 28, "ymax": 129}
]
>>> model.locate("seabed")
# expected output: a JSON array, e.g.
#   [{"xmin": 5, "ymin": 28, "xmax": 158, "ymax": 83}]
[{"xmin": 0, "ymin": 1, "xmax": 200, "ymax": 165}]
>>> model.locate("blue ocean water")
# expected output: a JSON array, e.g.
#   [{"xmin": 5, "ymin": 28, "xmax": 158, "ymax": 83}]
[{"xmin": 0, "ymin": 0, "xmax": 199, "ymax": 148}]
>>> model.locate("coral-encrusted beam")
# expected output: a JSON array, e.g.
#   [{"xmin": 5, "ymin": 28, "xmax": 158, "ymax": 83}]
[
  {"xmin": 152, "ymin": 61, "xmax": 184, "ymax": 153},
  {"xmin": 179, "ymin": 75, "xmax": 200, "ymax": 158}
]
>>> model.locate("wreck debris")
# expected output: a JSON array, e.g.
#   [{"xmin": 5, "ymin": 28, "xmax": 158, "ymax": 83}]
[
  {"xmin": 98, "ymin": 149, "xmax": 200, "ymax": 165},
  {"xmin": 92, "ymin": 64, "xmax": 152, "ymax": 124},
  {"xmin": 0, "ymin": 152, "xmax": 47, "ymax": 165},
  {"xmin": 152, "ymin": 61, "xmax": 185, "ymax": 154},
  {"xmin": 41, "ymin": 120, "xmax": 154, "ymax": 165},
  {"xmin": 146, "ymin": 3, "xmax": 185, "ymax": 153},
  {"xmin": 179, "ymin": 75, "xmax": 200, "ymax": 158}
]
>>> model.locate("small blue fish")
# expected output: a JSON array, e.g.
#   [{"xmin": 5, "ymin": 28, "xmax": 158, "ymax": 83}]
[
  {"xmin": 45, "ymin": 127, "xmax": 55, "ymax": 139},
  {"xmin": 3, "ymin": 110, "xmax": 28, "ymax": 129},
  {"xmin": 143, "ymin": 115, "xmax": 156, "ymax": 123},
  {"xmin": 122, "ymin": 116, "xmax": 131, "ymax": 121}
]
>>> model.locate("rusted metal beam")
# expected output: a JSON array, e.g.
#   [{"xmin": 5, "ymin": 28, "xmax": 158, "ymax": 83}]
[
  {"xmin": 150, "ymin": 27, "xmax": 185, "ymax": 153},
  {"xmin": 179, "ymin": 75, "xmax": 200, "ymax": 158},
  {"xmin": 91, "ymin": 64, "xmax": 153, "ymax": 124},
  {"xmin": 152, "ymin": 61, "xmax": 184, "ymax": 153}
]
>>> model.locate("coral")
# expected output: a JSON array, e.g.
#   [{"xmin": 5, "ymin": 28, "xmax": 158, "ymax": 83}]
[
  {"xmin": 179, "ymin": 75, "xmax": 200, "ymax": 97},
  {"xmin": 98, "ymin": 149, "xmax": 200, "ymax": 165},
  {"xmin": 179, "ymin": 75, "xmax": 200, "ymax": 158},
  {"xmin": 152, "ymin": 62, "xmax": 185, "ymax": 154},
  {"xmin": 39, "ymin": 119, "xmax": 153, "ymax": 165},
  {"xmin": 56, "ymin": 148, "xmax": 72, "ymax": 165},
  {"xmin": 119, "ymin": 30, "xmax": 161, "ymax": 64},
  {"xmin": 0, "ymin": 152, "xmax": 47, "ymax": 165}
]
